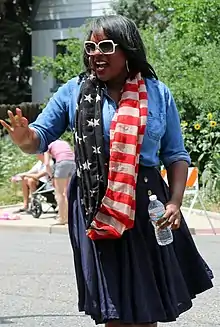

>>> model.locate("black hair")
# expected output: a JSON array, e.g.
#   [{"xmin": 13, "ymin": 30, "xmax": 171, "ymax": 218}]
[{"xmin": 82, "ymin": 15, "xmax": 158, "ymax": 80}]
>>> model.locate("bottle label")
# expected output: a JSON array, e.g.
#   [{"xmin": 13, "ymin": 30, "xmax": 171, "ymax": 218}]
[{"xmin": 149, "ymin": 207, "xmax": 165, "ymax": 221}]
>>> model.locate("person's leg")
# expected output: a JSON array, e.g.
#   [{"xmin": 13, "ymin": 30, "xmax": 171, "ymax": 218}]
[
  {"xmin": 54, "ymin": 177, "xmax": 68, "ymax": 224},
  {"xmin": 53, "ymin": 161, "xmax": 74, "ymax": 224},
  {"xmin": 14, "ymin": 177, "xmax": 32, "ymax": 213},
  {"xmin": 27, "ymin": 177, "xmax": 38, "ymax": 195},
  {"xmin": 21, "ymin": 177, "xmax": 30, "ymax": 209},
  {"xmin": 63, "ymin": 176, "xmax": 71, "ymax": 220}
]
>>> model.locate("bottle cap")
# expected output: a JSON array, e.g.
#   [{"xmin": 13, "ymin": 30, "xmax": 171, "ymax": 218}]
[{"xmin": 149, "ymin": 194, "xmax": 157, "ymax": 201}]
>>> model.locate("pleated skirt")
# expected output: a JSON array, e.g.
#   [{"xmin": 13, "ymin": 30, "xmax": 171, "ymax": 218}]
[{"xmin": 68, "ymin": 166, "xmax": 213, "ymax": 325}]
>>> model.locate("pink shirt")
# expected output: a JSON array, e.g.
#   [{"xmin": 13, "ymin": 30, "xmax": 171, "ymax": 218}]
[{"xmin": 48, "ymin": 140, "xmax": 74, "ymax": 163}]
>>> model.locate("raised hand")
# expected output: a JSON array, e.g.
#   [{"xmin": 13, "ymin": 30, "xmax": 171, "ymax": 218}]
[{"xmin": 0, "ymin": 108, "xmax": 32, "ymax": 147}]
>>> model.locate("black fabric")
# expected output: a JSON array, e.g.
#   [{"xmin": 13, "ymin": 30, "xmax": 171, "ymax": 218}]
[
  {"xmin": 74, "ymin": 75, "xmax": 108, "ymax": 229},
  {"xmin": 68, "ymin": 166, "xmax": 213, "ymax": 325}
]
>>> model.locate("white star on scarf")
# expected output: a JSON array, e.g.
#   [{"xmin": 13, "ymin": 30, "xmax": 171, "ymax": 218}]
[
  {"xmin": 82, "ymin": 160, "xmax": 92, "ymax": 170},
  {"xmin": 75, "ymin": 103, "xmax": 79, "ymax": 111},
  {"xmin": 82, "ymin": 134, "xmax": 87, "ymax": 142},
  {"xmin": 88, "ymin": 206, "xmax": 93, "ymax": 213},
  {"xmin": 87, "ymin": 118, "xmax": 100, "ymax": 127},
  {"xmin": 85, "ymin": 206, "xmax": 93, "ymax": 214},
  {"xmin": 94, "ymin": 118, "xmax": 100, "ymax": 126},
  {"xmin": 92, "ymin": 146, "xmax": 101, "ymax": 154},
  {"xmin": 96, "ymin": 94, "xmax": 101, "ymax": 102},
  {"xmin": 75, "ymin": 132, "xmax": 82, "ymax": 144},
  {"xmin": 87, "ymin": 160, "xmax": 92, "ymax": 170},
  {"xmin": 77, "ymin": 168, "xmax": 81, "ymax": 177},
  {"xmin": 96, "ymin": 174, "xmax": 104, "ymax": 182},
  {"xmin": 90, "ymin": 189, "xmax": 96, "ymax": 197},
  {"xmin": 84, "ymin": 94, "xmax": 93, "ymax": 103},
  {"xmin": 87, "ymin": 119, "xmax": 95, "ymax": 127},
  {"xmin": 89, "ymin": 74, "xmax": 96, "ymax": 80}
]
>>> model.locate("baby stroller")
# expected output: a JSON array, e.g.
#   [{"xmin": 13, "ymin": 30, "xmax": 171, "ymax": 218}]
[{"xmin": 30, "ymin": 179, "xmax": 57, "ymax": 218}]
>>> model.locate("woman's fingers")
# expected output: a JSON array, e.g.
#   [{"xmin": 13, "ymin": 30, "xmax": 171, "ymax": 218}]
[
  {"xmin": 8, "ymin": 110, "xmax": 18, "ymax": 126},
  {"xmin": 15, "ymin": 108, "xmax": 23, "ymax": 125},
  {"xmin": 171, "ymin": 218, "xmax": 181, "ymax": 230},
  {"xmin": 16, "ymin": 108, "xmax": 23, "ymax": 119},
  {"xmin": 20, "ymin": 116, "xmax": 28, "ymax": 127},
  {"xmin": 0, "ymin": 119, "xmax": 13, "ymax": 132},
  {"xmin": 0, "ymin": 108, "xmax": 27, "ymax": 131}
]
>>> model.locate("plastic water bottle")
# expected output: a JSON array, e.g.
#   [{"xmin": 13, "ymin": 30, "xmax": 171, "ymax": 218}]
[{"xmin": 148, "ymin": 195, "xmax": 173, "ymax": 246}]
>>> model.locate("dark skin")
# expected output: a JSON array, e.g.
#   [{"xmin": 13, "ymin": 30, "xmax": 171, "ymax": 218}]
[
  {"xmin": 89, "ymin": 31, "xmax": 128, "ymax": 103},
  {"xmin": 0, "ymin": 108, "xmax": 40, "ymax": 153},
  {"xmin": 157, "ymin": 161, "xmax": 188, "ymax": 230},
  {"xmin": 0, "ymin": 29, "xmax": 188, "ymax": 327}
]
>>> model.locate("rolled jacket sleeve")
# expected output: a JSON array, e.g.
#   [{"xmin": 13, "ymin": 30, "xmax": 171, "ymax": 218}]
[
  {"xmin": 159, "ymin": 87, "xmax": 191, "ymax": 168},
  {"xmin": 29, "ymin": 78, "xmax": 77, "ymax": 153}
]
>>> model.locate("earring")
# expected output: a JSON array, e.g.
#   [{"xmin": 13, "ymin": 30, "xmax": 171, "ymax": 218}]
[{"xmin": 126, "ymin": 60, "xmax": 130, "ymax": 73}]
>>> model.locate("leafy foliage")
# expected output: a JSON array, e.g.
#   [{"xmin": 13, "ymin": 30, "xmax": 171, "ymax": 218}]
[
  {"xmin": 30, "ymin": 0, "xmax": 220, "ymax": 209},
  {"xmin": 155, "ymin": 0, "xmax": 220, "ymax": 44},
  {"xmin": 111, "ymin": 0, "xmax": 169, "ymax": 31},
  {"xmin": 33, "ymin": 38, "xmax": 83, "ymax": 87},
  {"xmin": 0, "ymin": 0, "xmax": 33, "ymax": 104},
  {"xmin": 0, "ymin": 137, "xmax": 36, "ymax": 205},
  {"xmin": 201, "ymin": 154, "xmax": 220, "ymax": 205},
  {"xmin": 181, "ymin": 112, "xmax": 220, "ymax": 171}
]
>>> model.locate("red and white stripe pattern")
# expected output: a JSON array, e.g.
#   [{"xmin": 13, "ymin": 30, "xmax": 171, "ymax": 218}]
[{"xmin": 87, "ymin": 73, "xmax": 148, "ymax": 240}]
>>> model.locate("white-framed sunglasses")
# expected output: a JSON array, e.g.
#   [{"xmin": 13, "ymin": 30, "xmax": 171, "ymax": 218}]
[{"xmin": 84, "ymin": 40, "xmax": 118, "ymax": 55}]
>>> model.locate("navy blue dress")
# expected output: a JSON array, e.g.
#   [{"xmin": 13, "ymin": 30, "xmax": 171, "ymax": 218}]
[{"xmin": 68, "ymin": 166, "xmax": 213, "ymax": 325}]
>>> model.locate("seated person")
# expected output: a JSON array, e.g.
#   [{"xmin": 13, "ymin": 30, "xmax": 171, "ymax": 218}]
[{"xmin": 13, "ymin": 154, "xmax": 50, "ymax": 213}]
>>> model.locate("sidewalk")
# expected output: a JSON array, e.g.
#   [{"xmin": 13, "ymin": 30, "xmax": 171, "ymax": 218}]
[
  {"xmin": 0, "ymin": 204, "xmax": 220, "ymax": 235},
  {"xmin": 0, "ymin": 204, "xmax": 68, "ymax": 235}
]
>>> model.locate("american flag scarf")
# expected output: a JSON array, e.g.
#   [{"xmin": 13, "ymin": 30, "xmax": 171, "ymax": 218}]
[{"xmin": 74, "ymin": 73, "xmax": 147, "ymax": 240}]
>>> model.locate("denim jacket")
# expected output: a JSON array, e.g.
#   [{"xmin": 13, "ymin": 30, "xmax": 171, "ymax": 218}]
[{"xmin": 30, "ymin": 76, "xmax": 191, "ymax": 168}]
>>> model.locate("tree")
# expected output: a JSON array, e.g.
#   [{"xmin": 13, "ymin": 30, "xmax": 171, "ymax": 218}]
[
  {"xmin": 33, "ymin": 38, "xmax": 83, "ymax": 86},
  {"xmin": 33, "ymin": 1, "xmax": 220, "ymax": 173},
  {"xmin": 139, "ymin": 0, "xmax": 220, "ymax": 171},
  {"xmin": 155, "ymin": 0, "xmax": 220, "ymax": 44},
  {"xmin": 0, "ymin": 0, "xmax": 33, "ymax": 104},
  {"xmin": 111, "ymin": 0, "xmax": 168, "ymax": 30}
]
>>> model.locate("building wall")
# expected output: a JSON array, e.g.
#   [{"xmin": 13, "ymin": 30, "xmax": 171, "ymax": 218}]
[
  {"xmin": 32, "ymin": 28, "xmax": 83, "ymax": 103},
  {"xmin": 32, "ymin": 0, "xmax": 113, "ymax": 103},
  {"xmin": 35, "ymin": 0, "xmax": 111, "ymax": 21}
]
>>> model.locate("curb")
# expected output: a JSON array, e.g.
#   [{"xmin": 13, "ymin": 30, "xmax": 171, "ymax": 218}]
[
  {"xmin": 189, "ymin": 228, "xmax": 195, "ymax": 235},
  {"xmin": 0, "ymin": 204, "xmax": 22, "ymax": 209},
  {"xmin": 0, "ymin": 223, "xmax": 69, "ymax": 235},
  {"xmin": 0, "ymin": 223, "xmax": 219, "ymax": 236},
  {"xmin": 182, "ymin": 207, "xmax": 220, "ymax": 219},
  {"xmin": 191, "ymin": 228, "xmax": 220, "ymax": 236}
]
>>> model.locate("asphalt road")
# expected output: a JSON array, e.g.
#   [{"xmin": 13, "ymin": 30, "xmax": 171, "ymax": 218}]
[{"xmin": 0, "ymin": 231, "xmax": 219, "ymax": 327}]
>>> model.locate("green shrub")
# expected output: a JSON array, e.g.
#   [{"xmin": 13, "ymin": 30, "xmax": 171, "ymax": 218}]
[{"xmin": 0, "ymin": 137, "xmax": 36, "ymax": 205}]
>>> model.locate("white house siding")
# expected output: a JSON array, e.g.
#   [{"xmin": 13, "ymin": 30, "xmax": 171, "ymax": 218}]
[
  {"xmin": 32, "ymin": 0, "xmax": 113, "ymax": 103},
  {"xmin": 32, "ymin": 28, "xmax": 83, "ymax": 103},
  {"xmin": 34, "ymin": 0, "xmax": 112, "ymax": 21}
]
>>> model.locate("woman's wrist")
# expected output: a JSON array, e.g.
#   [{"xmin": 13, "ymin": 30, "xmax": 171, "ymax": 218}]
[
  {"xmin": 19, "ymin": 129, "xmax": 40, "ymax": 154},
  {"xmin": 168, "ymin": 196, "xmax": 182, "ymax": 208}
]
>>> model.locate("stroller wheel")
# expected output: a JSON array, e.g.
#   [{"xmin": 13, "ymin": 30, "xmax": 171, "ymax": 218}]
[{"xmin": 31, "ymin": 199, "xmax": 42, "ymax": 219}]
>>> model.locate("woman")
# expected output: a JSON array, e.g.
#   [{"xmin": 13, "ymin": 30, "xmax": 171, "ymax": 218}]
[
  {"xmin": 0, "ymin": 15, "xmax": 213, "ymax": 327},
  {"xmin": 44, "ymin": 139, "xmax": 75, "ymax": 224}
]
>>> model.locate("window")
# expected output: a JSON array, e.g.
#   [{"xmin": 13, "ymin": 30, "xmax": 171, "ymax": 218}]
[{"xmin": 51, "ymin": 39, "xmax": 68, "ymax": 93}]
